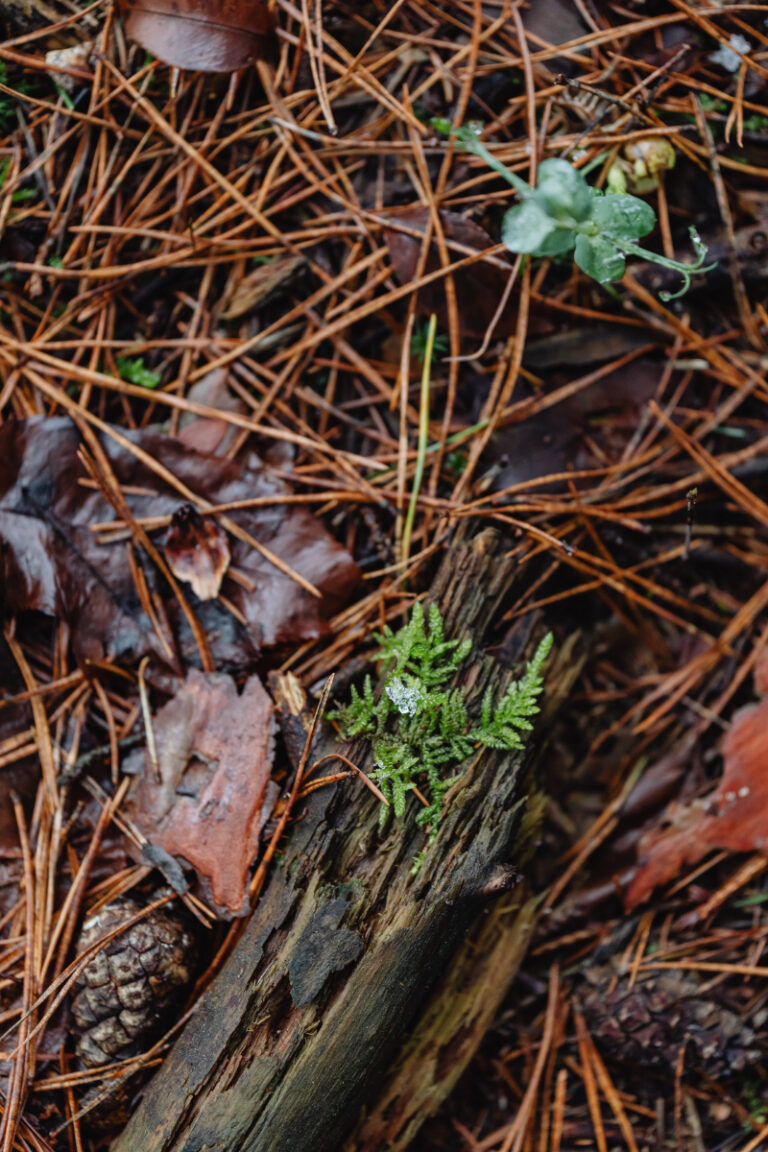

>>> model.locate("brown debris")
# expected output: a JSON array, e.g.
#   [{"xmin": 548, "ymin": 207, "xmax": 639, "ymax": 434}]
[
  {"xmin": 0, "ymin": 417, "xmax": 359, "ymax": 670},
  {"xmin": 124, "ymin": 670, "xmax": 277, "ymax": 917},
  {"xmin": 384, "ymin": 208, "xmax": 515, "ymax": 339},
  {"xmin": 627, "ymin": 652, "xmax": 768, "ymax": 909},
  {"xmin": 71, "ymin": 898, "xmax": 195, "ymax": 1068},
  {"xmin": 165, "ymin": 504, "xmax": 231, "ymax": 601},
  {"xmin": 118, "ymin": 0, "xmax": 275, "ymax": 73},
  {"xmin": 581, "ymin": 957, "xmax": 763, "ymax": 1079}
]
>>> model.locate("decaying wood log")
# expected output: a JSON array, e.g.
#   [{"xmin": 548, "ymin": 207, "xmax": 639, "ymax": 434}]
[{"xmin": 112, "ymin": 530, "xmax": 582, "ymax": 1152}]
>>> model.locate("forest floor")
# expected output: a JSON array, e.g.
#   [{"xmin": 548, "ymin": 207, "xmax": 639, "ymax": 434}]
[{"xmin": 1, "ymin": 1, "xmax": 768, "ymax": 1149}]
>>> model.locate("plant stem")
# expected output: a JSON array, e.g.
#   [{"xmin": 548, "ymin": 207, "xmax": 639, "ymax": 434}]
[
  {"xmin": 612, "ymin": 234, "xmax": 716, "ymax": 298},
  {"xmin": 401, "ymin": 314, "xmax": 435, "ymax": 569},
  {"xmin": 435, "ymin": 121, "xmax": 532, "ymax": 198}
]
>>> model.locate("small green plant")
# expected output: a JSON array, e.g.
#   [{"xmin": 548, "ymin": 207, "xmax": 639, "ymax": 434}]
[
  {"xmin": 329, "ymin": 602, "xmax": 552, "ymax": 865},
  {"xmin": 0, "ymin": 158, "xmax": 37, "ymax": 205},
  {"xmin": 433, "ymin": 120, "xmax": 715, "ymax": 300},
  {"xmin": 742, "ymin": 1080, "xmax": 768, "ymax": 1128},
  {"xmin": 411, "ymin": 320, "xmax": 448, "ymax": 364},
  {"xmin": 115, "ymin": 355, "xmax": 162, "ymax": 390},
  {"xmin": 0, "ymin": 62, "xmax": 34, "ymax": 134},
  {"xmin": 698, "ymin": 94, "xmax": 728, "ymax": 115}
]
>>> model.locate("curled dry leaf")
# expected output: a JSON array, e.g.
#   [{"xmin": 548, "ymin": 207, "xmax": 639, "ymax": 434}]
[
  {"xmin": 124, "ymin": 670, "xmax": 277, "ymax": 917},
  {"xmin": 118, "ymin": 0, "xmax": 275, "ymax": 72},
  {"xmin": 383, "ymin": 208, "xmax": 514, "ymax": 339},
  {"xmin": 626, "ymin": 648, "xmax": 768, "ymax": 909},
  {"xmin": 0, "ymin": 417, "xmax": 359, "ymax": 671},
  {"xmin": 165, "ymin": 504, "xmax": 230, "ymax": 601}
]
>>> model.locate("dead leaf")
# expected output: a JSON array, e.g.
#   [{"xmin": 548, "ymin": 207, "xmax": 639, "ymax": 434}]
[
  {"xmin": 626, "ymin": 651, "xmax": 768, "ymax": 909},
  {"xmin": 45, "ymin": 41, "xmax": 94, "ymax": 93},
  {"xmin": 118, "ymin": 0, "xmax": 275, "ymax": 73},
  {"xmin": 488, "ymin": 358, "xmax": 661, "ymax": 493},
  {"xmin": 177, "ymin": 367, "xmax": 245, "ymax": 456},
  {"xmin": 124, "ymin": 670, "xmax": 276, "ymax": 917},
  {"xmin": 165, "ymin": 504, "xmax": 230, "ymax": 601},
  {"xmin": 383, "ymin": 208, "xmax": 514, "ymax": 339},
  {"xmin": 0, "ymin": 417, "xmax": 359, "ymax": 671},
  {"xmin": 221, "ymin": 255, "xmax": 305, "ymax": 320}
]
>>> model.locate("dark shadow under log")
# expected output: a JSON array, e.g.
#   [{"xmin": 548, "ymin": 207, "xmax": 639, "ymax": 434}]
[{"xmin": 112, "ymin": 530, "xmax": 582, "ymax": 1152}]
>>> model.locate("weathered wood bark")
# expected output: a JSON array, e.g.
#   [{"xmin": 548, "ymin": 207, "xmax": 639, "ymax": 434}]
[{"xmin": 112, "ymin": 531, "xmax": 582, "ymax": 1152}]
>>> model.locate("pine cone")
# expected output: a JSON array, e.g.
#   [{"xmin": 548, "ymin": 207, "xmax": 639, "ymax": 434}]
[
  {"xmin": 581, "ymin": 958, "xmax": 763, "ymax": 1078},
  {"xmin": 71, "ymin": 899, "xmax": 195, "ymax": 1068}
]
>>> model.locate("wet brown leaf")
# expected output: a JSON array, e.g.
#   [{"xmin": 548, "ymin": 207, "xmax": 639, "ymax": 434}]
[
  {"xmin": 124, "ymin": 670, "xmax": 276, "ymax": 917},
  {"xmin": 165, "ymin": 504, "xmax": 230, "ymax": 601},
  {"xmin": 0, "ymin": 417, "xmax": 359, "ymax": 671},
  {"xmin": 488, "ymin": 358, "xmax": 661, "ymax": 492},
  {"xmin": 383, "ymin": 208, "xmax": 514, "ymax": 339},
  {"xmin": 118, "ymin": 0, "xmax": 275, "ymax": 73},
  {"xmin": 626, "ymin": 649, "xmax": 768, "ymax": 909}
]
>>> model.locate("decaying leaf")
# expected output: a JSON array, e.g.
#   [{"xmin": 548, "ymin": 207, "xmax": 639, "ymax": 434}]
[
  {"xmin": 626, "ymin": 648, "xmax": 768, "ymax": 909},
  {"xmin": 383, "ymin": 208, "xmax": 515, "ymax": 339},
  {"xmin": 488, "ymin": 358, "xmax": 661, "ymax": 493},
  {"xmin": 45, "ymin": 41, "xmax": 95, "ymax": 93},
  {"xmin": 124, "ymin": 670, "xmax": 277, "ymax": 917},
  {"xmin": 0, "ymin": 417, "xmax": 359, "ymax": 671},
  {"xmin": 118, "ymin": 0, "xmax": 275, "ymax": 72},
  {"xmin": 165, "ymin": 504, "xmax": 231, "ymax": 601},
  {"xmin": 221, "ymin": 254, "xmax": 305, "ymax": 320},
  {"xmin": 177, "ymin": 367, "xmax": 245, "ymax": 456}
]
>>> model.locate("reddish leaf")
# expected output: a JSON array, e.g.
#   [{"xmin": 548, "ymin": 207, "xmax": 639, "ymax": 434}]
[
  {"xmin": 626, "ymin": 654, "xmax": 768, "ymax": 909},
  {"xmin": 124, "ymin": 670, "xmax": 276, "ymax": 917},
  {"xmin": 0, "ymin": 417, "xmax": 359, "ymax": 671},
  {"xmin": 165, "ymin": 504, "xmax": 230, "ymax": 601},
  {"xmin": 118, "ymin": 0, "xmax": 275, "ymax": 73},
  {"xmin": 177, "ymin": 367, "xmax": 245, "ymax": 456},
  {"xmin": 383, "ymin": 208, "xmax": 515, "ymax": 339}
]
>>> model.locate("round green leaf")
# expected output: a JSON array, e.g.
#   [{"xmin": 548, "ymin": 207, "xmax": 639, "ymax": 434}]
[
  {"xmin": 535, "ymin": 227, "xmax": 577, "ymax": 257},
  {"xmin": 592, "ymin": 193, "xmax": 656, "ymax": 240},
  {"xmin": 501, "ymin": 199, "xmax": 558, "ymax": 254},
  {"xmin": 535, "ymin": 158, "xmax": 593, "ymax": 222},
  {"xmin": 574, "ymin": 234, "xmax": 626, "ymax": 283}
]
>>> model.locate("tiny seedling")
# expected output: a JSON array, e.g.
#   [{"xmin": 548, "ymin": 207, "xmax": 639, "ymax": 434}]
[
  {"xmin": 115, "ymin": 355, "xmax": 162, "ymax": 390},
  {"xmin": 411, "ymin": 319, "xmax": 448, "ymax": 364},
  {"xmin": 329, "ymin": 602, "xmax": 552, "ymax": 869},
  {"xmin": 434, "ymin": 120, "xmax": 715, "ymax": 300}
]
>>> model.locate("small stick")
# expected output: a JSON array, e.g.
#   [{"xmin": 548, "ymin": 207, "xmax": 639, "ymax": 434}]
[
  {"xmin": 683, "ymin": 487, "xmax": 697, "ymax": 561},
  {"xmin": 137, "ymin": 657, "xmax": 160, "ymax": 784}
]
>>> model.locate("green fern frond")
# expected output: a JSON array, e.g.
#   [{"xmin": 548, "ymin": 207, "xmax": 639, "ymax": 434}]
[
  {"xmin": 474, "ymin": 633, "xmax": 553, "ymax": 751},
  {"xmin": 330, "ymin": 607, "xmax": 553, "ymax": 867},
  {"xmin": 327, "ymin": 674, "xmax": 380, "ymax": 738},
  {"xmin": 373, "ymin": 601, "xmax": 472, "ymax": 687}
]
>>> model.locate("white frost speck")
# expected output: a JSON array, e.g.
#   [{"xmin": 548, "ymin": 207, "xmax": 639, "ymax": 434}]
[
  {"xmin": 709, "ymin": 34, "xmax": 751, "ymax": 73},
  {"xmin": 385, "ymin": 677, "xmax": 423, "ymax": 716},
  {"xmin": 738, "ymin": 786, "xmax": 751, "ymax": 798}
]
